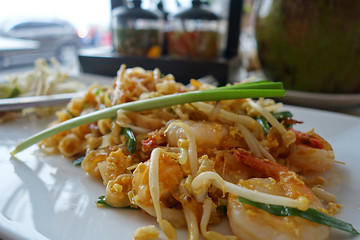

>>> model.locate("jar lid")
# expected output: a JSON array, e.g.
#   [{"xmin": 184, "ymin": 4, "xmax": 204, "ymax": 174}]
[
  {"xmin": 174, "ymin": 0, "xmax": 219, "ymax": 20},
  {"xmin": 112, "ymin": 0, "xmax": 159, "ymax": 20}
]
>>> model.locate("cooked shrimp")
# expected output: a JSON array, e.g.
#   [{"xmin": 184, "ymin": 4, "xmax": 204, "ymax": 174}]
[
  {"xmin": 227, "ymin": 181, "xmax": 330, "ymax": 240},
  {"xmin": 131, "ymin": 151, "xmax": 184, "ymax": 207},
  {"xmin": 165, "ymin": 120, "xmax": 229, "ymax": 149},
  {"xmin": 227, "ymin": 148, "xmax": 330, "ymax": 240},
  {"xmin": 131, "ymin": 149, "xmax": 184, "ymax": 239},
  {"xmin": 104, "ymin": 174, "xmax": 132, "ymax": 207},
  {"xmin": 165, "ymin": 120, "xmax": 248, "ymax": 153},
  {"xmin": 142, "ymin": 120, "xmax": 247, "ymax": 155},
  {"xmin": 213, "ymin": 150, "xmax": 258, "ymax": 184},
  {"xmin": 285, "ymin": 129, "xmax": 334, "ymax": 173},
  {"xmin": 234, "ymin": 148, "xmax": 323, "ymax": 207},
  {"xmin": 98, "ymin": 147, "xmax": 132, "ymax": 185}
]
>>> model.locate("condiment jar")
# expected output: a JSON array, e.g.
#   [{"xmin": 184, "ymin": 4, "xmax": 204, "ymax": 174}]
[
  {"xmin": 112, "ymin": 0, "xmax": 163, "ymax": 58},
  {"xmin": 167, "ymin": 0, "xmax": 220, "ymax": 60}
]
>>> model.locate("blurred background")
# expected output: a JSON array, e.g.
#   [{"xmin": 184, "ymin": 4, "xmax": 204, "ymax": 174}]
[
  {"xmin": 1, "ymin": 0, "xmax": 360, "ymax": 112},
  {"xmin": 0, "ymin": 0, "xmax": 240, "ymax": 71},
  {"xmin": 0, "ymin": 0, "xmax": 111, "ymax": 70},
  {"xmin": 0, "ymin": 0, "xmax": 242, "ymax": 78}
]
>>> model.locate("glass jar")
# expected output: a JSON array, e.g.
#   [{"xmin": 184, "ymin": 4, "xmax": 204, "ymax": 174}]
[
  {"xmin": 168, "ymin": 0, "xmax": 220, "ymax": 60},
  {"xmin": 112, "ymin": 0, "xmax": 163, "ymax": 58}
]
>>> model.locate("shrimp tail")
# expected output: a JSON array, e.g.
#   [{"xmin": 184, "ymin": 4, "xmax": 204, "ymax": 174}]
[
  {"xmin": 290, "ymin": 129, "xmax": 333, "ymax": 150},
  {"xmin": 142, "ymin": 130, "xmax": 166, "ymax": 152},
  {"xmin": 233, "ymin": 148, "xmax": 321, "ymax": 205},
  {"xmin": 233, "ymin": 148, "xmax": 287, "ymax": 180}
]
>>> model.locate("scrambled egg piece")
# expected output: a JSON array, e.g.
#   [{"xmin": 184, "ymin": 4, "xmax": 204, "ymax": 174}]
[{"xmin": 133, "ymin": 225, "xmax": 160, "ymax": 240}]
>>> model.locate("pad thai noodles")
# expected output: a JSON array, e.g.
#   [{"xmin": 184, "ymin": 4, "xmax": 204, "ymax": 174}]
[{"xmin": 35, "ymin": 65, "xmax": 356, "ymax": 240}]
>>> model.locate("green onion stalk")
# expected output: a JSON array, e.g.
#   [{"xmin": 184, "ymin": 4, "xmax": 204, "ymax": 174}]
[
  {"xmin": 238, "ymin": 196, "xmax": 359, "ymax": 235},
  {"xmin": 11, "ymin": 81, "xmax": 284, "ymax": 155}
]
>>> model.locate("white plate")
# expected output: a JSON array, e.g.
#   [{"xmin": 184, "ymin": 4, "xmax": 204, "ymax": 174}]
[
  {"xmin": 279, "ymin": 90, "xmax": 360, "ymax": 110},
  {"xmin": 0, "ymin": 106, "xmax": 359, "ymax": 240}
]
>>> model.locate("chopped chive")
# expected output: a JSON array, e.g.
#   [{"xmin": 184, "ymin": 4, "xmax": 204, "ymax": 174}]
[
  {"xmin": 73, "ymin": 155, "xmax": 85, "ymax": 166},
  {"xmin": 82, "ymin": 102, "xmax": 88, "ymax": 111},
  {"xmin": 237, "ymin": 196, "xmax": 359, "ymax": 235},
  {"xmin": 273, "ymin": 111, "xmax": 293, "ymax": 120},
  {"xmin": 96, "ymin": 195, "xmax": 112, "ymax": 207},
  {"xmin": 256, "ymin": 111, "xmax": 294, "ymax": 134},
  {"xmin": 273, "ymin": 111, "xmax": 295, "ymax": 128},
  {"xmin": 67, "ymin": 110, "xmax": 76, "ymax": 118},
  {"xmin": 0, "ymin": 85, "xmax": 20, "ymax": 99},
  {"xmin": 96, "ymin": 195, "xmax": 137, "ymax": 209},
  {"xmin": 256, "ymin": 116, "xmax": 270, "ymax": 135},
  {"xmin": 11, "ymin": 82, "xmax": 285, "ymax": 155},
  {"xmin": 10, "ymin": 87, "xmax": 21, "ymax": 98},
  {"xmin": 93, "ymin": 87, "xmax": 103, "ymax": 95},
  {"xmin": 121, "ymin": 127, "xmax": 136, "ymax": 154}
]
